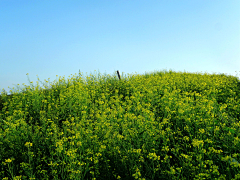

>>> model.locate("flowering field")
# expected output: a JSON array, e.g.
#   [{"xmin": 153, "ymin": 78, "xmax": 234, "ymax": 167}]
[{"xmin": 0, "ymin": 70, "xmax": 240, "ymax": 180}]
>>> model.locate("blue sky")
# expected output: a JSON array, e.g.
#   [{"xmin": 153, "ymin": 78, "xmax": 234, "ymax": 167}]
[{"xmin": 1, "ymin": 0, "xmax": 240, "ymax": 95}]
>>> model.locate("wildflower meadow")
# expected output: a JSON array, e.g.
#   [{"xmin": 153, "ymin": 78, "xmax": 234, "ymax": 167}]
[{"xmin": 0, "ymin": 69, "xmax": 240, "ymax": 180}]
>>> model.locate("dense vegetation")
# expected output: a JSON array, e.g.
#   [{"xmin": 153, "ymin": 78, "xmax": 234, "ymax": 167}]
[{"xmin": 0, "ymin": 69, "xmax": 240, "ymax": 180}]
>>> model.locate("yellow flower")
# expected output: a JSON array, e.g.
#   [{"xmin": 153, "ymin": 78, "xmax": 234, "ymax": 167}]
[
  {"xmin": 192, "ymin": 139, "xmax": 204, "ymax": 148},
  {"xmin": 199, "ymin": 128, "xmax": 205, "ymax": 134},
  {"xmin": 5, "ymin": 159, "xmax": 12, "ymax": 163},
  {"xmin": 25, "ymin": 142, "xmax": 33, "ymax": 147}
]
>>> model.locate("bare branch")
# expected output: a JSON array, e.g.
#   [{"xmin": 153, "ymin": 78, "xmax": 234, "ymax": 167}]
[{"xmin": 117, "ymin": 70, "xmax": 121, "ymax": 80}]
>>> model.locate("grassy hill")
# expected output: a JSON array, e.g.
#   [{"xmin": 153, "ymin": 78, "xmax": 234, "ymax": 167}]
[{"xmin": 0, "ymin": 69, "xmax": 240, "ymax": 180}]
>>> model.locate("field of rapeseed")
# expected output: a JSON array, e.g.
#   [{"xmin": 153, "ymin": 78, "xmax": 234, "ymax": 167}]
[{"xmin": 0, "ymin": 69, "xmax": 240, "ymax": 180}]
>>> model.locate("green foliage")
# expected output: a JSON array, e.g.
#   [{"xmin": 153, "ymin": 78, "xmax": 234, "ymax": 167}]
[{"xmin": 0, "ymin": 69, "xmax": 240, "ymax": 180}]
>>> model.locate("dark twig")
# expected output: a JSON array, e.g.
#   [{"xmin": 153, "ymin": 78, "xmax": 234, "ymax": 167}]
[{"xmin": 117, "ymin": 70, "xmax": 121, "ymax": 80}]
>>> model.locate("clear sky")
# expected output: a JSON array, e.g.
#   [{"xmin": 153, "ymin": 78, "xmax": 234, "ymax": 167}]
[{"xmin": 1, "ymin": 0, "xmax": 240, "ymax": 95}]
